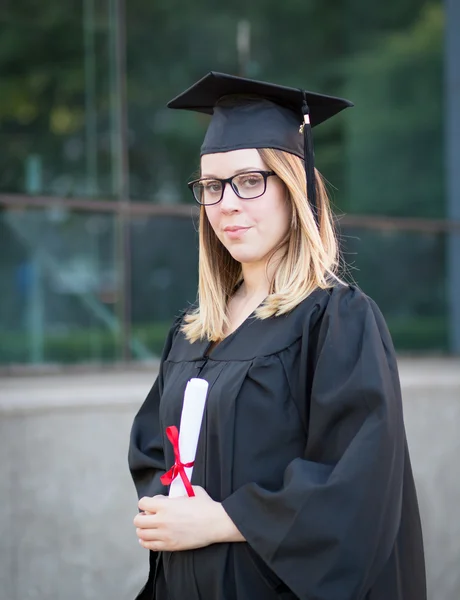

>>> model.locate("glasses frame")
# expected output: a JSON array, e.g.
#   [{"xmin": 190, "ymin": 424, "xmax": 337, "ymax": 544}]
[{"xmin": 187, "ymin": 170, "xmax": 277, "ymax": 206}]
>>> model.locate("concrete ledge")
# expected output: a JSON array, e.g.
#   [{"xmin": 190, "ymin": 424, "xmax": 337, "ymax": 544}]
[
  {"xmin": 1, "ymin": 357, "xmax": 459, "ymax": 414},
  {"xmin": 0, "ymin": 370, "xmax": 158, "ymax": 414}
]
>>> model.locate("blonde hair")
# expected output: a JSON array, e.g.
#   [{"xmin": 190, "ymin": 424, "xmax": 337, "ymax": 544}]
[{"xmin": 182, "ymin": 148, "xmax": 342, "ymax": 342}]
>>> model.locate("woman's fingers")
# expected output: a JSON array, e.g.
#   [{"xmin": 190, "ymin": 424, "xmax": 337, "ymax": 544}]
[
  {"xmin": 136, "ymin": 527, "xmax": 164, "ymax": 541},
  {"xmin": 134, "ymin": 490, "xmax": 224, "ymax": 551},
  {"xmin": 139, "ymin": 539, "xmax": 166, "ymax": 552},
  {"xmin": 133, "ymin": 512, "xmax": 159, "ymax": 529},
  {"xmin": 138, "ymin": 495, "xmax": 167, "ymax": 513},
  {"xmin": 137, "ymin": 527, "xmax": 179, "ymax": 552}
]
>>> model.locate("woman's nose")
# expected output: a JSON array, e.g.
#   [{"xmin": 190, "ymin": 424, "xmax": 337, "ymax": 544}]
[{"xmin": 219, "ymin": 182, "xmax": 241, "ymax": 212}]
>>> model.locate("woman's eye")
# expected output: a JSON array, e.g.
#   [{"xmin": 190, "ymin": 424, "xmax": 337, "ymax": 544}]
[
  {"xmin": 240, "ymin": 175, "xmax": 263, "ymax": 188},
  {"xmin": 204, "ymin": 181, "xmax": 222, "ymax": 194}
]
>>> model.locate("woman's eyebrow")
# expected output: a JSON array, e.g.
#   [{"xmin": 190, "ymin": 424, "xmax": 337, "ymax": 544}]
[{"xmin": 200, "ymin": 167, "xmax": 262, "ymax": 178}]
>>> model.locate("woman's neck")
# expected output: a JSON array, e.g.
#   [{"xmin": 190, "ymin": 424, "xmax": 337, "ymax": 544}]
[
  {"xmin": 239, "ymin": 264, "xmax": 270, "ymax": 299},
  {"xmin": 238, "ymin": 251, "xmax": 282, "ymax": 299}
]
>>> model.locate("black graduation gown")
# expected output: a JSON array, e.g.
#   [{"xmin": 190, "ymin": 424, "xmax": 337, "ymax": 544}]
[{"xmin": 129, "ymin": 284, "xmax": 426, "ymax": 600}]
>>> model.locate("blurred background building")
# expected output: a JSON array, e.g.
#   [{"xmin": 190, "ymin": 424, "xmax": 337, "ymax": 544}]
[
  {"xmin": 0, "ymin": 0, "xmax": 459, "ymax": 367},
  {"xmin": 1, "ymin": 2, "xmax": 460, "ymax": 600}
]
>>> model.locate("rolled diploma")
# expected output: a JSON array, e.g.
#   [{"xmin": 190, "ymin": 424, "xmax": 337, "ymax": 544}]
[{"xmin": 168, "ymin": 378, "xmax": 209, "ymax": 498}]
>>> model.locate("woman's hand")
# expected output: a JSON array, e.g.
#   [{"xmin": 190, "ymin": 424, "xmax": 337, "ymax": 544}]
[{"xmin": 134, "ymin": 486, "xmax": 245, "ymax": 552}]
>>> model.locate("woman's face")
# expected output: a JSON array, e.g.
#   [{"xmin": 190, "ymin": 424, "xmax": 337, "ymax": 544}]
[{"xmin": 202, "ymin": 149, "xmax": 291, "ymax": 267}]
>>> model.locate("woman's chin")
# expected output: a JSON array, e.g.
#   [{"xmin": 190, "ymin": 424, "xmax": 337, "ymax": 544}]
[{"xmin": 227, "ymin": 248, "xmax": 264, "ymax": 264}]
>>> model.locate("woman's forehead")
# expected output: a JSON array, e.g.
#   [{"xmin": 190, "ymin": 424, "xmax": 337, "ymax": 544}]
[{"xmin": 201, "ymin": 149, "xmax": 266, "ymax": 177}]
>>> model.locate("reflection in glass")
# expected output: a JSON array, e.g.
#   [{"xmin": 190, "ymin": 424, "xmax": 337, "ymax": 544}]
[
  {"xmin": 340, "ymin": 226, "xmax": 447, "ymax": 352},
  {"xmin": 0, "ymin": 209, "xmax": 120, "ymax": 364}
]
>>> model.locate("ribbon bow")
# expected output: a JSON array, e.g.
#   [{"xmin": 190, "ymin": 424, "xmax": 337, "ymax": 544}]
[{"xmin": 160, "ymin": 425, "xmax": 195, "ymax": 497}]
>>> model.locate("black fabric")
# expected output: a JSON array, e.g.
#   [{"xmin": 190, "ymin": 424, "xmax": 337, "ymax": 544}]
[
  {"xmin": 200, "ymin": 96, "xmax": 306, "ymax": 159},
  {"xmin": 129, "ymin": 284, "xmax": 426, "ymax": 600},
  {"xmin": 166, "ymin": 71, "xmax": 353, "ymax": 159}
]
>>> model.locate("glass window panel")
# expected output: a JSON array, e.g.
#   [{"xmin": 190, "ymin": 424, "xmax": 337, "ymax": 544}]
[
  {"xmin": 1, "ymin": 0, "xmax": 451, "ymax": 359},
  {"xmin": 129, "ymin": 214, "xmax": 199, "ymax": 355},
  {"xmin": 0, "ymin": 1, "xmax": 120, "ymax": 199},
  {"xmin": 340, "ymin": 226, "xmax": 448, "ymax": 352},
  {"xmin": 0, "ymin": 208, "xmax": 122, "ymax": 364}
]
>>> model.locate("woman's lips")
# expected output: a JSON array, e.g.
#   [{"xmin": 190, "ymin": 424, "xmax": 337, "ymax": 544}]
[{"xmin": 223, "ymin": 226, "xmax": 250, "ymax": 240}]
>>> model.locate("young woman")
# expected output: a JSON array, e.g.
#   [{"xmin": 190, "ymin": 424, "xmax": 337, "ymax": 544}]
[{"xmin": 129, "ymin": 72, "xmax": 426, "ymax": 600}]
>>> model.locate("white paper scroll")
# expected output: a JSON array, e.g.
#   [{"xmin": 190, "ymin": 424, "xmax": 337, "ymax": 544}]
[{"xmin": 168, "ymin": 378, "xmax": 209, "ymax": 498}]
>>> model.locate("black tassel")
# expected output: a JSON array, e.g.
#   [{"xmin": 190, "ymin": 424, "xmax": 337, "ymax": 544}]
[{"xmin": 301, "ymin": 92, "xmax": 319, "ymax": 228}]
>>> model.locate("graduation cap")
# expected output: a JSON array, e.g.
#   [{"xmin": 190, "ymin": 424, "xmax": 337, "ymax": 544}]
[{"xmin": 167, "ymin": 71, "xmax": 353, "ymax": 225}]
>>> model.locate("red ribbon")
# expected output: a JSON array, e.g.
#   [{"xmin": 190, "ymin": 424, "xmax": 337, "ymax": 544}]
[{"xmin": 160, "ymin": 426, "xmax": 195, "ymax": 497}]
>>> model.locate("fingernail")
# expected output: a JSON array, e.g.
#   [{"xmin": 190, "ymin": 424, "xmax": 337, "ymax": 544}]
[{"xmin": 139, "ymin": 539, "xmax": 143, "ymax": 545}]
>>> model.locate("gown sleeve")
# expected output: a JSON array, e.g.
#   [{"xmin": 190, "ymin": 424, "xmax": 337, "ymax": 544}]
[
  {"xmin": 221, "ymin": 286, "xmax": 406, "ymax": 600},
  {"xmin": 128, "ymin": 317, "xmax": 181, "ymax": 500}
]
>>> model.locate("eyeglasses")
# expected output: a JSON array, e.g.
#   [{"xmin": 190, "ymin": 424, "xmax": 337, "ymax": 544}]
[{"xmin": 187, "ymin": 170, "xmax": 276, "ymax": 206}]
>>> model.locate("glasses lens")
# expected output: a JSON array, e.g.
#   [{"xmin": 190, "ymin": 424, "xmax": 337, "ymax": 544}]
[
  {"xmin": 193, "ymin": 180, "xmax": 223, "ymax": 204},
  {"xmin": 233, "ymin": 172, "xmax": 266, "ymax": 199}
]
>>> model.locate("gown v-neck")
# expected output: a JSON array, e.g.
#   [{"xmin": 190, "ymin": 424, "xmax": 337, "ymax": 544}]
[{"xmin": 204, "ymin": 303, "xmax": 261, "ymax": 358}]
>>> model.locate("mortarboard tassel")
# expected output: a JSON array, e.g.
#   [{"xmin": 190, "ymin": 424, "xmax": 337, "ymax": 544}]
[{"xmin": 301, "ymin": 92, "xmax": 319, "ymax": 228}]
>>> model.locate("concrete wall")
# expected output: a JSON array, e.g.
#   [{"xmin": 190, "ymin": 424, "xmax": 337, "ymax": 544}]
[{"xmin": 0, "ymin": 359, "xmax": 459, "ymax": 600}]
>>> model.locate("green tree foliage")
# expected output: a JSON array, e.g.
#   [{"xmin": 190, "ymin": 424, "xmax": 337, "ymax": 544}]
[
  {"xmin": 345, "ymin": 3, "xmax": 443, "ymax": 217},
  {"xmin": 0, "ymin": 0, "xmax": 443, "ymax": 212}
]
